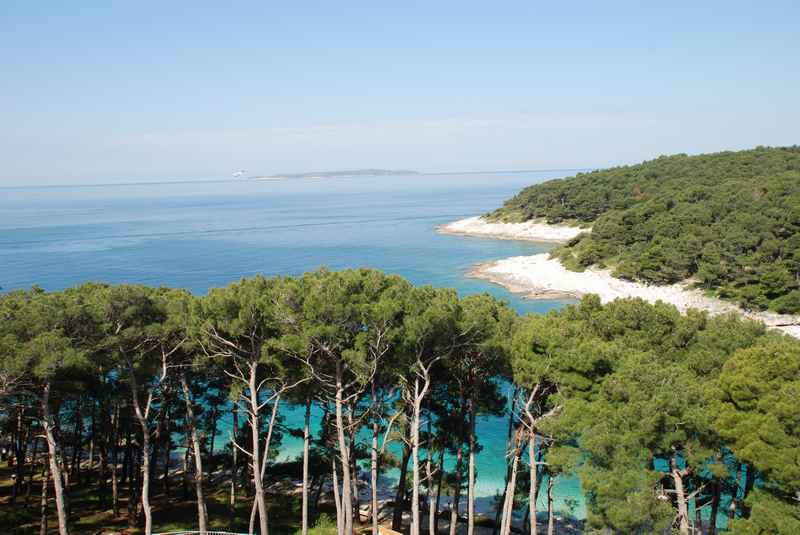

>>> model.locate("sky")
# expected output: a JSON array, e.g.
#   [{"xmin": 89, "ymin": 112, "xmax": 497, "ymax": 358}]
[{"xmin": 1, "ymin": 1, "xmax": 799, "ymax": 185}]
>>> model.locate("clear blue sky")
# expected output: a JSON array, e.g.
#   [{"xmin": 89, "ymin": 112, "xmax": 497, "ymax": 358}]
[{"xmin": 2, "ymin": 1, "xmax": 798, "ymax": 185}]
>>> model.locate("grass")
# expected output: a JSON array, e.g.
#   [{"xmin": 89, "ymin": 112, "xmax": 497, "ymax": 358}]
[{"xmin": 300, "ymin": 513, "xmax": 337, "ymax": 535}]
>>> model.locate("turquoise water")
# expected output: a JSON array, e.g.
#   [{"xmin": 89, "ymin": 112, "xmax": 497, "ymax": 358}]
[{"xmin": 0, "ymin": 171, "xmax": 584, "ymax": 518}]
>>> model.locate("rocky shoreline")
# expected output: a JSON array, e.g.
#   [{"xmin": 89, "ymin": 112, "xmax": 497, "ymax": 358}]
[{"xmin": 439, "ymin": 217, "xmax": 800, "ymax": 338}]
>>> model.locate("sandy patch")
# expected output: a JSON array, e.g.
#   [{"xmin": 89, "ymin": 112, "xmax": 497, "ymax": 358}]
[
  {"xmin": 438, "ymin": 216, "xmax": 587, "ymax": 244},
  {"xmin": 470, "ymin": 253, "xmax": 800, "ymax": 338}
]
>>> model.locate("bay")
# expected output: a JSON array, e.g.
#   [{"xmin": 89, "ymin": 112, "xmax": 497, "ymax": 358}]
[{"xmin": 0, "ymin": 171, "xmax": 584, "ymax": 518}]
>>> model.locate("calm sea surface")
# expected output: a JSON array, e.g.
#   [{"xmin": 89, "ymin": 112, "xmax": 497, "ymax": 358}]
[{"xmin": 0, "ymin": 171, "xmax": 584, "ymax": 517}]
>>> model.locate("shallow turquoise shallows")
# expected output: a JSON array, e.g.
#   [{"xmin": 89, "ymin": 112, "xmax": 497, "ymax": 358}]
[{"xmin": 0, "ymin": 171, "xmax": 585, "ymax": 518}]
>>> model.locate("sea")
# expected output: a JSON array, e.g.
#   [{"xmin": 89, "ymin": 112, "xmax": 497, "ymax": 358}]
[{"xmin": 0, "ymin": 171, "xmax": 585, "ymax": 519}]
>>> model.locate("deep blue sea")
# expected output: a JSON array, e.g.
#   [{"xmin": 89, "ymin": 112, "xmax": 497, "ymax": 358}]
[{"xmin": 0, "ymin": 171, "xmax": 584, "ymax": 517}]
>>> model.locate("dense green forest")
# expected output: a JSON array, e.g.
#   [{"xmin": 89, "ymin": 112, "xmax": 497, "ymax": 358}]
[
  {"xmin": 489, "ymin": 146, "xmax": 800, "ymax": 313},
  {"xmin": 2, "ymin": 269, "xmax": 798, "ymax": 534}
]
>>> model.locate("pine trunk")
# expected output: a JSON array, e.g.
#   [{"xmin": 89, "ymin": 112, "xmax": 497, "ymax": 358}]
[
  {"xmin": 495, "ymin": 387, "xmax": 519, "ymax": 535},
  {"xmin": 467, "ymin": 400, "xmax": 476, "ymax": 535},
  {"xmin": 26, "ymin": 436, "xmax": 40, "ymax": 505},
  {"xmin": 448, "ymin": 396, "xmax": 467, "ymax": 535},
  {"xmin": 87, "ymin": 405, "xmax": 95, "ymax": 486},
  {"xmin": 695, "ymin": 500, "xmax": 703, "ymax": 534},
  {"xmin": 128, "ymin": 447, "xmax": 141, "ymax": 528},
  {"xmin": 546, "ymin": 475, "xmax": 554, "ymax": 535},
  {"xmin": 434, "ymin": 449, "xmax": 445, "ymax": 535},
  {"xmin": 55, "ymin": 413, "xmax": 71, "ymax": 521},
  {"xmin": 333, "ymin": 456, "xmax": 344, "ymax": 535},
  {"xmin": 182, "ymin": 441, "xmax": 190, "ymax": 499},
  {"xmin": 209, "ymin": 404, "xmax": 219, "ymax": 458},
  {"xmin": 40, "ymin": 455, "xmax": 49, "ymax": 535},
  {"xmin": 448, "ymin": 446, "xmax": 463, "ymax": 535},
  {"xmin": 313, "ymin": 473, "xmax": 325, "ymax": 511},
  {"xmin": 42, "ymin": 382, "xmax": 69, "ymax": 535},
  {"xmin": 70, "ymin": 399, "xmax": 82, "ymax": 482},
  {"xmin": 335, "ymin": 362, "xmax": 354, "ymax": 535},
  {"xmin": 13, "ymin": 407, "xmax": 27, "ymax": 504},
  {"xmin": 349, "ymin": 411, "xmax": 361, "ymax": 526},
  {"xmin": 98, "ymin": 431, "xmax": 108, "ymax": 504},
  {"xmin": 303, "ymin": 396, "xmax": 312, "ymax": 535},
  {"xmin": 427, "ymin": 416, "xmax": 436, "ymax": 535},
  {"xmin": 129, "ymin": 367, "xmax": 153, "ymax": 535},
  {"xmin": 121, "ymin": 423, "xmax": 131, "ymax": 486},
  {"xmin": 162, "ymin": 409, "xmax": 171, "ymax": 496},
  {"xmin": 528, "ymin": 434, "xmax": 537, "ymax": 535},
  {"xmin": 728, "ymin": 463, "xmax": 742, "ymax": 520},
  {"xmin": 181, "ymin": 372, "xmax": 208, "ymax": 533},
  {"xmin": 111, "ymin": 404, "xmax": 119, "ymax": 518},
  {"xmin": 230, "ymin": 398, "xmax": 239, "ymax": 514},
  {"xmin": 392, "ymin": 429, "xmax": 411, "ymax": 531},
  {"xmin": 411, "ymin": 378, "xmax": 422, "ymax": 535},
  {"xmin": 499, "ymin": 435, "xmax": 522, "ymax": 535},
  {"xmin": 671, "ymin": 457, "xmax": 690, "ymax": 535},
  {"xmin": 248, "ymin": 364, "xmax": 269, "ymax": 535},
  {"xmin": 371, "ymin": 392, "xmax": 380, "ymax": 535},
  {"xmin": 708, "ymin": 481, "xmax": 720, "ymax": 535}
]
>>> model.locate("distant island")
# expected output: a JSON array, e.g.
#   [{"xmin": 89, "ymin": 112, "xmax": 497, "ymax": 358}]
[{"xmin": 247, "ymin": 168, "xmax": 420, "ymax": 180}]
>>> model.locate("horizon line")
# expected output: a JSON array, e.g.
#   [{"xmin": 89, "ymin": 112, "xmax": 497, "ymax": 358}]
[{"xmin": 0, "ymin": 167, "xmax": 595, "ymax": 190}]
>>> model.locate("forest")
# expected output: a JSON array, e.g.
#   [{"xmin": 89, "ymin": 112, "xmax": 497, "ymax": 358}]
[
  {"xmin": 1, "ymin": 268, "xmax": 799, "ymax": 534},
  {"xmin": 489, "ymin": 146, "xmax": 800, "ymax": 313}
]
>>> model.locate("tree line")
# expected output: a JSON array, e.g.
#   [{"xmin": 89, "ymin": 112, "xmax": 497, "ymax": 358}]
[
  {"xmin": 1, "ymin": 268, "xmax": 798, "ymax": 534},
  {"xmin": 489, "ymin": 146, "xmax": 800, "ymax": 314}
]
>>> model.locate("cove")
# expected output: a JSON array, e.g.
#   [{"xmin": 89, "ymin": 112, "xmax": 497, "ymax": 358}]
[{"xmin": 1, "ymin": 171, "xmax": 584, "ymax": 518}]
